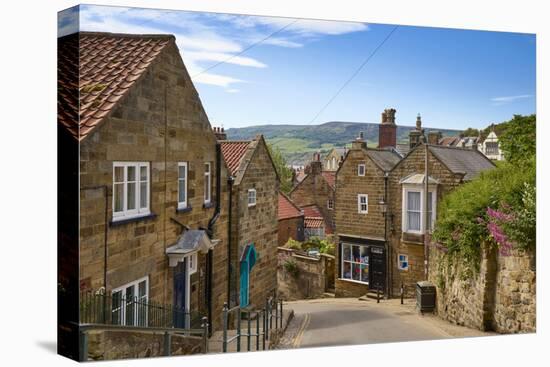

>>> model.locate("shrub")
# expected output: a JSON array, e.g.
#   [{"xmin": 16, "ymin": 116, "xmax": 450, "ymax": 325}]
[
  {"xmin": 284, "ymin": 238, "xmax": 302, "ymax": 251},
  {"xmin": 283, "ymin": 259, "xmax": 300, "ymax": 278}
]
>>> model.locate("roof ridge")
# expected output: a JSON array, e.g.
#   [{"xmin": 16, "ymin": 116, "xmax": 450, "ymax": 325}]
[{"xmin": 79, "ymin": 31, "xmax": 175, "ymax": 40}]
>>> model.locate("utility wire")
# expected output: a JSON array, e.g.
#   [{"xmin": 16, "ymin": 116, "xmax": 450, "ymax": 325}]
[
  {"xmin": 192, "ymin": 19, "xmax": 300, "ymax": 78},
  {"xmin": 308, "ymin": 25, "xmax": 399, "ymax": 124}
]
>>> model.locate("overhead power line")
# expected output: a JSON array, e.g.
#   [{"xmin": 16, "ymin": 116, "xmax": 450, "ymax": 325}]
[
  {"xmin": 192, "ymin": 19, "xmax": 300, "ymax": 78},
  {"xmin": 308, "ymin": 25, "xmax": 399, "ymax": 124}
]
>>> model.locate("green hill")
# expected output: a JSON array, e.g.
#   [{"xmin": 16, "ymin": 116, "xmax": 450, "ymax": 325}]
[{"xmin": 226, "ymin": 121, "xmax": 461, "ymax": 165}]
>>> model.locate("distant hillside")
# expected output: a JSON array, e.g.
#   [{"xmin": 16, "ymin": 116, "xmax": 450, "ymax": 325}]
[{"xmin": 226, "ymin": 121, "xmax": 462, "ymax": 165}]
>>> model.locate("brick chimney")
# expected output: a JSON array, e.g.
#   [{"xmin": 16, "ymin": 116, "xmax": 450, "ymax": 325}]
[
  {"xmin": 409, "ymin": 113, "xmax": 424, "ymax": 149},
  {"xmin": 378, "ymin": 108, "xmax": 397, "ymax": 149},
  {"xmin": 213, "ymin": 126, "xmax": 227, "ymax": 140},
  {"xmin": 351, "ymin": 132, "xmax": 367, "ymax": 150},
  {"xmin": 427, "ymin": 130, "xmax": 442, "ymax": 145},
  {"xmin": 310, "ymin": 152, "xmax": 322, "ymax": 175}
]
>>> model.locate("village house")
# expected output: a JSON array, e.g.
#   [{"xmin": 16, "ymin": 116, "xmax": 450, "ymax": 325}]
[
  {"xmin": 219, "ymin": 134, "xmax": 279, "ymax": 309},
  {"xmin": 59, "ymin": 32, "xmax": 232, "ymax": 339},
  {"xmin": 478, "ymin": 130, "xmax": 504, "ymax": 160},
  {"xmin": 290, "ymin": 152, "xmax": 336, "ymax": 238},
  {"xmin": 333, "ymin": 108, "xmax": 496, "ymax": 298},
  {"xmin": 323, "ymin": 147, "xmax": 347, "ymax": 171},
  {"xmin": 278, "ymin": 192, "xmax": 305, "ymax": 246}
]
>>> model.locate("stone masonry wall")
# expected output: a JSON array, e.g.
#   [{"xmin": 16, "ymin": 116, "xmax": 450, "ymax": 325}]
[
  {"xmin": 429, "ymin": 245, "xmax": 536, "ymax": 333},
  {"xmin": 87, "ymin": 330, "xmax": 204, "ymax": 360},
  {"xmin": 290, "ymin": 169, "xmax": 334, "ymax": 230},
  {"xmin": 278, "ymin": 216, "xmax": 304, "ymax": 247},
  {"xmin": 277, "ymin": 247, "xmax": 334, "ymax": 300},
  {"xmin": 79, "ymin": 42, "xmax": 229, "ymax": 332}
]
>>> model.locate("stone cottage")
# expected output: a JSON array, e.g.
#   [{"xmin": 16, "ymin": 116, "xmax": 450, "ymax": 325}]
[
  {"xmin": 58, "ymin": 32, "xmax": 231, "ymax": 337},
  {"xmin": 219, "ymin": 135, "xmax": 279, "ymax": 309},
  {"xmin": 478, "ymin": 130, "xmax": 504, "ymax": 160},
  {"xmin": 290, "ymin": 152, "xmax": 336, "ymax": 236},
  {"xmin": 278, "ymin": 192, "xmax": 305, "ymax": 247},
  {"xmin": 333, "ymin": 108, "xmax": 496, "ymax": 298}
]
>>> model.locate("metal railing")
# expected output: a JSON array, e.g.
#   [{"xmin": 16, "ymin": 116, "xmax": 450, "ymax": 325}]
[
  {"xmin": 80, "ymin": 290, "xmax": 203, "ymax": 329},
  {"xmin": 221, "ymin": 297, "xmax": 284, "ymax": 353}
]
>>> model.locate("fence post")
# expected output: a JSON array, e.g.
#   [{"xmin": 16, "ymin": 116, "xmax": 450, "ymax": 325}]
[
  {"xmin": 247, "ymin": 311, "xmax": 251, "ymax": 352},
  {"xmin": 265, "ymin": 298, "xmax": 270, "ymax": 341},
  {"xmin": 377, "ymin": 286, "xmax": 380, "ymax": 303},
  {"xmin": 262, "ymin": 309, "xmax": 267, "ymax": 350},
  {"xmin": 201, "ymin": 317, "xmax": 209, "ymax": 354},
  {"xmin": 274, "ymin": 300, "xmax": 279, "ymax": 331},
  {"xmin": 222, "ymin": 303, "xmax": 228, "ymax": 353},
  {"xmin": 279, "ymin": 299, "xmax": 284, "ymax": 329},
  {"xmin": 79, "ymin": 330, "xmax": 88, "ymax": 362},
  {"xmin": 237, "ymin": 307, "xmax": 241, "ymax": 352},
  {"xmin": 401, "ymin": 283, "xmax": 404, "ymax": 305},
  {"xmin": 269, "ymin": 298, "xmax": 273, "ymax": 330},
  {"xmin": 163, "ymin": 332, "xmax": 171, "ymax": 356},
  {"xmin": 256, "ymin": 311, "xmax": 260, "ymax": 351}
]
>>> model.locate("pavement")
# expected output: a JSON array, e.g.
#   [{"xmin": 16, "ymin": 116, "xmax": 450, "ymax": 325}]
[{"xmin": 276, "ymin": 297, "xmax": 495, "ymax": 349}]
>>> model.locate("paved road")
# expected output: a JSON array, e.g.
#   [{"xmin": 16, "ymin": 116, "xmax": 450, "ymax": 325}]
[{"xmin": 278, "ymin": 298, "xmax": 489, "ymax": 349}]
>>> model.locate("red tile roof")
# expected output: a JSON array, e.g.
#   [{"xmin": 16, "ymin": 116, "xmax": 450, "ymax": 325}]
[
  {"xmin": 58, "ymin": 32, "xmax": 173, "ymax": 140},
  {"xmin": 220, "ymin": 141, "xmax": 253, "ymax": 176},
  {"xmin": 321, "ymin": 171, "xmax": 336, "ymax": 189},
  {"xmin": 304, "ymin": 217, "xmax": 325, "ymax": 228},
  {"xmin": 278, "ymin": 192, "xmax": 303, "ymax": 220}
]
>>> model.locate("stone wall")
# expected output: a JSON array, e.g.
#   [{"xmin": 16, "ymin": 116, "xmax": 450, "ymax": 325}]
[
  {"xmin": 290, "ymin": 168, "xmax": 334, "ymax": 230},
  {"xmin": 278, "ymin": 216, "xmax": 305, "ymax": 247},
  {"xmin": 79, "ymin": 41, "xmax": 229, "ymax": 332},
  {"xmin": 277, "ymin": 247, "xmax": 334, "ymax": 300},
  {"xmin": 87, "ymin": 330, "xmax": 205, "ymax": 360},
  {"xmin": 429, "ymin": 245, "xmax": 536, "ymax": 333}
]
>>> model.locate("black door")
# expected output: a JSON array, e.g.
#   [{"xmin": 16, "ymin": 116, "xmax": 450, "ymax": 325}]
[
  {"xmin": 173, "ymin": 259, "xmax": 187, "ymax": 328},
  {"xmin": 369, "ymin": 246, "xmax": 386, "ymax": 292}
]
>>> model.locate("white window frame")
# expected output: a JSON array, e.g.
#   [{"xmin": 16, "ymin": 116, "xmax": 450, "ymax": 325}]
[
  {"xmin": 398, "ymin": 254, "xmax": 409, "ymax": 271},
  {"xmin": 327, "ymin": 199, "xmax": 334, "ymax": 210},
  {"xmin": 178, "ymin": 162, "xmax": 188, "ymax": 209},
  {"xmin": 204, "ymin": 162, "xmax": 211, "ymax": 204},
  {"xmin": 112, "ymin": 162, "xmax": 150, "ymax": 221},
  {"xmin": 357, "ymin": 163, "xmax": 366, "ymax": 176},
  {"xmin": 332, "ymin": 157, "xmax": 337, "ymax": 170},
  {"xmin": 111, "ymin": 276, "xmax": 149, "ymax": 326},
  {"xmin": 341, "ymin": 243, "xmax": 369, "ymax": 284},
  {"xmin": 402, "ymin": 185, "xmax": 437, "ymax": 234},
  {"xmin": 248, "ymin": 188, "xmax": 257, "ymax": 207},
  {"xmin": 357, "ymin": 194, "xmax": 368, "ymax": 214},
  {"xmin": 187, "ymin": 253, "xmax": 197, "ymax": 275}
]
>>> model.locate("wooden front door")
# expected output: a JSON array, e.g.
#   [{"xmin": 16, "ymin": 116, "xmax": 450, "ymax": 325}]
[
  {"xmin": 173, "ymin": 258, "xmax": 187, "ymax": 328},
  {"xmin": 369, "ymin": 246, "xmax": 386, "ymax": 292}
]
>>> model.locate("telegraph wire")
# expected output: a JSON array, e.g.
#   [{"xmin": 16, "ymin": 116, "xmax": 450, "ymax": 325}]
[{"xmin": 308, "ymin": 25, "xmax": 399, "ymax": 124}]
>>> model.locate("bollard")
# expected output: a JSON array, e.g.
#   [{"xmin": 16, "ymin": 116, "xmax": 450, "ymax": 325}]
[
  {"xmin": 201, "ymin": 317, "xmax": 209, "ymax": 354},
  {"xmin": 222, "ymin": 303, "xmax": 228, "ymax": 353},
  {"xmin": 163, "ymin": 332, "xmax": 171, "ymax": 356},
  {"xmin": 79, "ymin": 330, "xmax": 88, "ymax": 362},
  {"xmin": 401, "ymin": 283, "xmax": 404, "ymax": 305}
]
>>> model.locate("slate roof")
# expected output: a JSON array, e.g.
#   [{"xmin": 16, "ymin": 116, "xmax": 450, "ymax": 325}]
[
  {"xmin": 220, "ymin": 141, "xmax": 252, "ymax": 176},
  {"xmin": 428, "ymin": 145, "xmax": 495, "ymax": 181},
  {"xmin": 278, "ymin": 192, "xmax": 303, "ymax": 220},
  {"xmin": 321, "ymin": 171, "xmax": 336, "ymax": 189},
  {"xmin": 58, "ymin": 32, "xmax": 174, "ymax": 140},
  {"xmin": 166, "ymin": 230, "xmax": 210, "ymax": 254},
  {"xmin": 366, "ymin": 149, "xmax": 402, "ymax": 172},
  {"xmin": 438, "ymin": 136, "xmax": 460, "ymax": 147},
  {"xmin": 395, "ymin": 144, "xmax": 410, "ymax": 157}
]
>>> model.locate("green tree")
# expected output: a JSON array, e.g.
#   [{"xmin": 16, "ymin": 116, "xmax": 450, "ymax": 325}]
[
  {"xmin": 499, "ymin": 114, "xmax": 536, "ymax": 164},
  {"xmin": 267, "ymin": 143, "xmax": 294, "ymax": 193},
  {"xmin": 460, "ymin": 127, "xmax": 480, "ymax": 137}
]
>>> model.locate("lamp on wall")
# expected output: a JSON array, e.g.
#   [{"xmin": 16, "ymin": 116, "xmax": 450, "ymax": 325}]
[{"xmin": 378, "ymin": 197, "xmax": 387, "ymax": 214}]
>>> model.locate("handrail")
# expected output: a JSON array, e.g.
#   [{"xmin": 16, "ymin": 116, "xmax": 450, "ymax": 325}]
[{"xmin": 79, "ymin": 323, "xmax": 205, "ymax": 334}]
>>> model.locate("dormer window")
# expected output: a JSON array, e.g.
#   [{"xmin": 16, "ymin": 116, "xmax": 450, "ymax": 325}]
[{"xmin": 358, "ymin": 164, "xmax": 366, "ymax": 176}]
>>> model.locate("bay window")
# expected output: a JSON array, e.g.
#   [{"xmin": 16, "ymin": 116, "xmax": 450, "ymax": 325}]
[
  {"xmin": 402, "ymin": 186, "xmax": 437, "ymax": 233},
  {"xmin": 113, "ymin": 162, "xmax": 150, "ymax": 220}
]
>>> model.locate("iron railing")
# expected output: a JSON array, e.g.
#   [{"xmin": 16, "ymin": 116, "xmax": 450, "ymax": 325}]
[{"xmin": 79, "ymin": 290, "xmax": 203, "ymax": 329}]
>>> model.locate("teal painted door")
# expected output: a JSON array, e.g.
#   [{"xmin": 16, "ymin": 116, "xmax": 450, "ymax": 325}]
[{"xmin": 240, "ymin": 260, "xmax": 249, "ymax": 307}]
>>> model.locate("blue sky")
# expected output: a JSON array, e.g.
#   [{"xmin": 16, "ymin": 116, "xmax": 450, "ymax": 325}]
[{"xmin": 58, "ymin": 5, "xmax": 536, "ymax": 130}]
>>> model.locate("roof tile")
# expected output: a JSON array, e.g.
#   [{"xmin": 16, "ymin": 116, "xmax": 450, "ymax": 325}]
[
  {"xmin": 278, "ymin": 192, "xmax": 303, "ymax": 220},
  {"xmin": 220, "ymin": 141, "xmax": 253, "ymax": 176}
]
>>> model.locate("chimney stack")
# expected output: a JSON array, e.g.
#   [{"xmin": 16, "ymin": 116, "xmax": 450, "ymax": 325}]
[
  {"xmin": 352, "ymin": 132, "xmax": 367, "ymax": 151},
  {"xmin": 427, "ymin": 130, "xmax": 442, "ymax": 145},
  {"xmin": 379, "ymin": 108, "xmax": 397, "ymax": 149},
  {"xmin": 310, "ymin": 152, "xmax": 322, "ymax": 175},
  {"xmin": 213, "ymin": 126, "xmax": 227, "ymax": 140},
  {"xmin": 409, "ymin": 113, "xmax": 424, "ymax": 149}
]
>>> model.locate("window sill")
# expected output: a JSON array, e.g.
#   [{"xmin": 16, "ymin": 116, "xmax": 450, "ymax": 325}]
[
  {"xmin": 110, "ymin": 213, "xmax": 157, "ymax": 227},
  {"xmin": 176, "ymin": 206, "xmax": 192, "ymax": 214},
  {"xmin": 248, "ymin": 204, "xmax": 256, "ymax": 208},
  {"xmin": 337, "ymin": 277, "xmax": 369, "ymax": 286},
  {"xmin": 203, "ymin": 202, "xmax": 215, "ymax": 209}
]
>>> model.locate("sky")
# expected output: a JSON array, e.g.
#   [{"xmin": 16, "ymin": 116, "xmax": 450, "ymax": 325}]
[{"xmin": 58, "ymin": 5, "xmax": 536, "ymax": 130}]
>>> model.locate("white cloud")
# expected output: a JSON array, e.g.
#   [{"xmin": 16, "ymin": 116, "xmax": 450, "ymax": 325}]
[
  {"xmin": 185, "ymin": 51, "xmax": 267, "ymax": 68},
  {"xmin": 193, "ymin": 73, "xmax": 244, "ymax": 88},
  {"xmin": 491, "ymin": 94, "xmax": 532, "ymax": 105},
  {"xmin": 263, "ymin": 38, "xmax": 303, "ymax": 48},
  {"xmin": 226, "ymin": 89, "xmax": 240, "ymax": 93}
]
